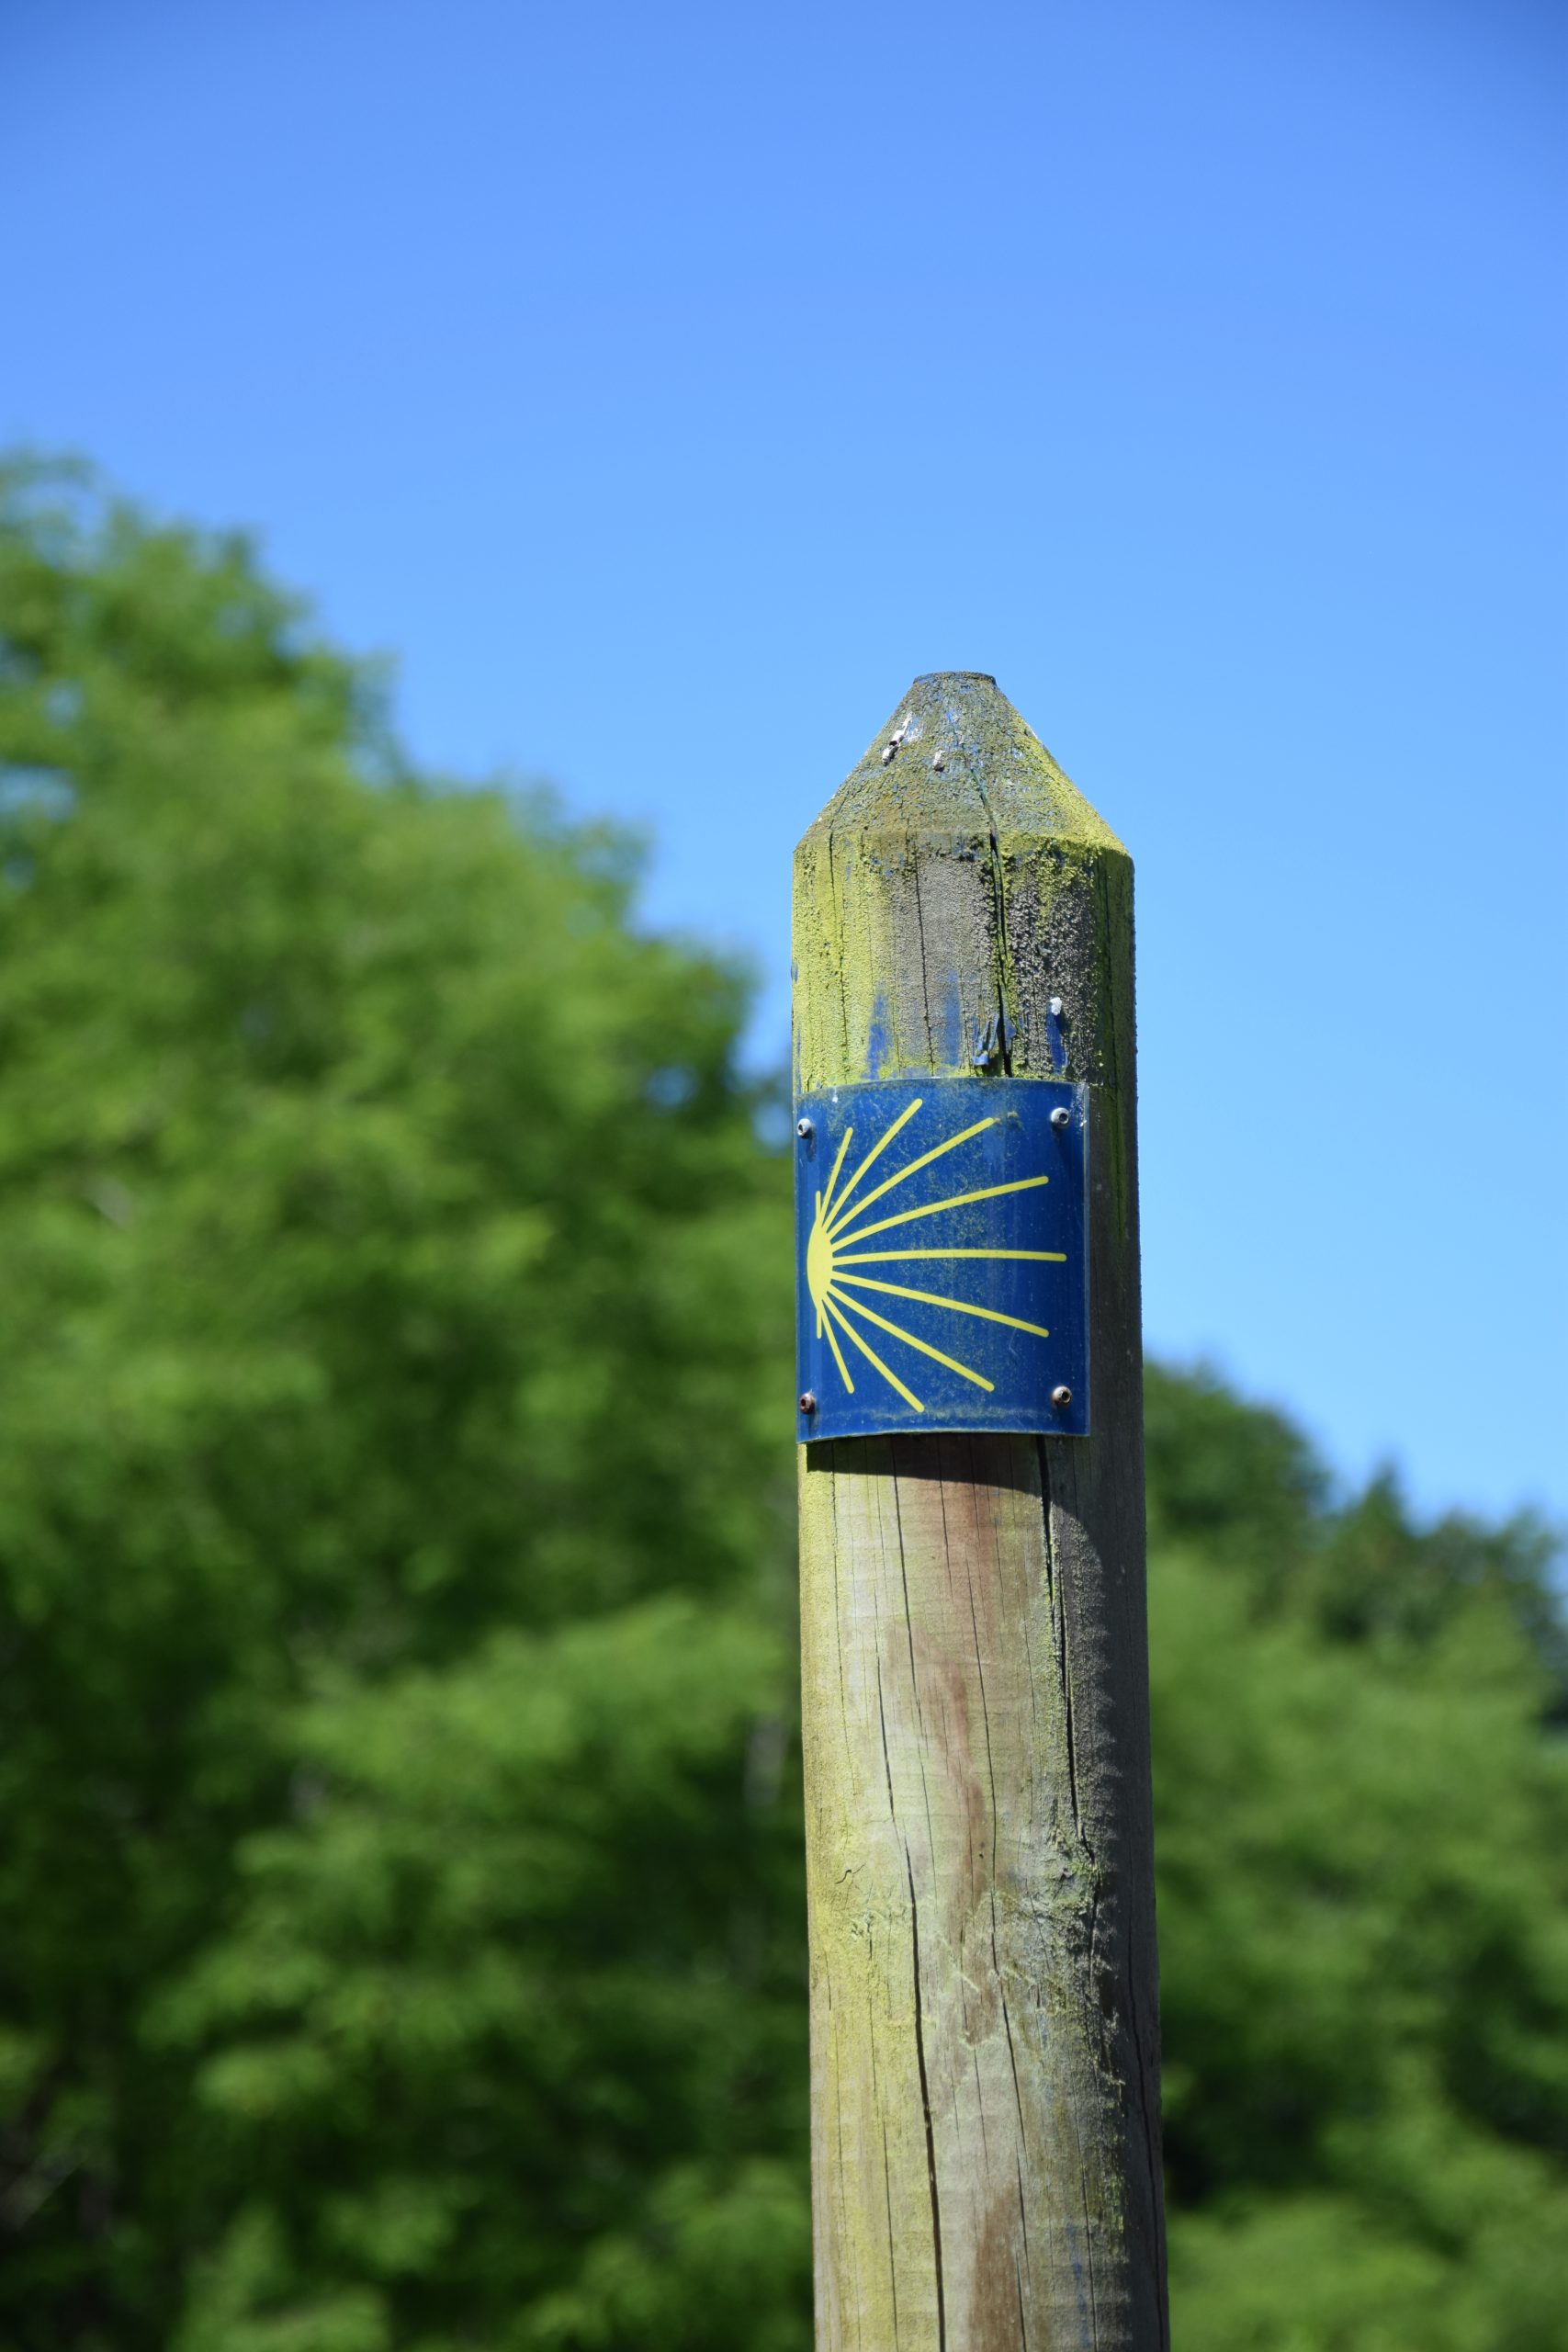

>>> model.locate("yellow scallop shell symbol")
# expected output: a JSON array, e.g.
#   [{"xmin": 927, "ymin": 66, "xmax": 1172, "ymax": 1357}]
[{"xmin": 806, "ymin": 1097, "xmax": 1065, "ymax": 1413}]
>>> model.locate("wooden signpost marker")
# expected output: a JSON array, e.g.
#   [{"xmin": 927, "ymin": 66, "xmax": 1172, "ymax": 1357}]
[{"xmin": 793, "ymin": 673, "xmax": 1168, "ymax": 2348}]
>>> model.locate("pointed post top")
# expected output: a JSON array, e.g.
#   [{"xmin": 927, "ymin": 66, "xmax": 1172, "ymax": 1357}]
[
  {"xmin": 801, "ymin": 671, "xmax": 1124, "ymax": 856},
  {"xmin": 793, "ymin": 672, "xmax": 1134, "ymax": 1093}
]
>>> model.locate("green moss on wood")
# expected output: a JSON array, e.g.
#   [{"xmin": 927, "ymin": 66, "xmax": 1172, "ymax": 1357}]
[{"xmin": 794, "ymin": 673, "xmax": 1134, "ymax": 1100}]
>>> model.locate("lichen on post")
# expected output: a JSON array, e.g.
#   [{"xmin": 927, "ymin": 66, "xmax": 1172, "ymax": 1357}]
[{"xmin": 794, "ymin": 673, "xmax": 1168, "ymax": 2348}]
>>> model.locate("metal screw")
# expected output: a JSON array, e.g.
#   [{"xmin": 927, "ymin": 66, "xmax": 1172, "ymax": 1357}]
[
  {"xmin": 1050, "ymin": 1106, "xmax": 1070, "ymax": 1131},
  {"xmin": 1051, "ymin": 1384, "xmax": 1073, "ymax": 1408},
  {"xmin": 1049, "ymin": 996, "xmax": 1065, "ymax": 1018},
  {"xmin": 796, "ymin": 1116, "xmax": 814, "ymax": 1139},
  {"xmin": 931, "ymin": 751, "xmax": 945, "ymax": 771},
  {"xmin": 798, "ymin": 1391, "xmax": 818, "ymax": 1414}
]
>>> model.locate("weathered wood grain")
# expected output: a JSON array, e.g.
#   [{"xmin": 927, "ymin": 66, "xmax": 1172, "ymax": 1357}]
[{"xmin": 795, "ymin": 674, "xmax": 1167, "ymax": 2349}]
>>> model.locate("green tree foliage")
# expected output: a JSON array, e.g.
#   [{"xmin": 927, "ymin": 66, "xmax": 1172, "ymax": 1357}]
[
  {"xmin": 0, "ymin": 462, "xmax": 807, "ymax": 2349},
  {"xmin": 1, "ymin": 465, "xmax": 1563, "ymax": 2349},
  {"xmin": 1147, "ymin": 1376, "xmax": 1568, "ymax": 2350}
]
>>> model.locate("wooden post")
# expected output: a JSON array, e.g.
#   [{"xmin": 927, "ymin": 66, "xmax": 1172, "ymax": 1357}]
[{"xmin": 794, "ymin": 673, "xmax": 1168, "ymax": 2348}]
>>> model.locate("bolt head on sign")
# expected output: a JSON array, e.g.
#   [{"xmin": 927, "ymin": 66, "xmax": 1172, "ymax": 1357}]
[{"xmin": 795, "ymin": 1075, "xmax": 1089, "ymax": 1441}]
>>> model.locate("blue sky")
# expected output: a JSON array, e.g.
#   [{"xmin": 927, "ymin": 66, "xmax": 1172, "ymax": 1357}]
[{"xmin": 6, "ymin": 0, "xmax": 1564, "ymax": 1525}]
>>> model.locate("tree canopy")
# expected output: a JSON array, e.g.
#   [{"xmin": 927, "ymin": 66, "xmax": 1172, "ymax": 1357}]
[{"xmin": 1, "ymin": 462, "xmax": 1563, "ymax": 2351}]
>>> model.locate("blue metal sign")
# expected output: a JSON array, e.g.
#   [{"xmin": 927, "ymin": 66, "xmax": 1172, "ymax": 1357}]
[{"xmin": 795, "ymin": 1077, "xmax": 1089, "ymax": 1442}]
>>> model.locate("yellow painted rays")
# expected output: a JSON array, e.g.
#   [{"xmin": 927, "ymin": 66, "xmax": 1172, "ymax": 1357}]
[{"xmin": 805, "ymin": 1097, "xmax": 1065, "ymax": 1413}]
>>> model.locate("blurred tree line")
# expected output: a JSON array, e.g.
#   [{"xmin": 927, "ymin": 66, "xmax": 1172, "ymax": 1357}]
[{"xmin": 0, "ymin": 464, "xmax": 1563, "ymax": 2352}]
